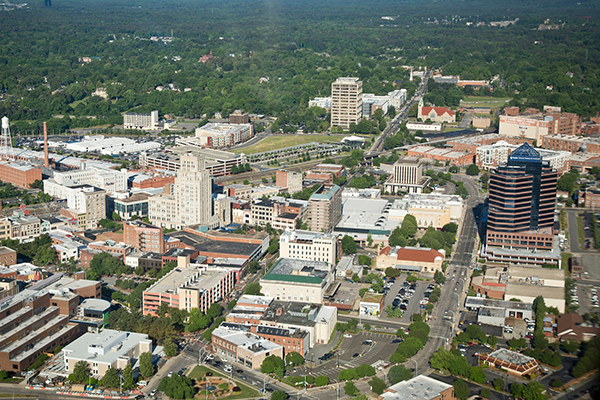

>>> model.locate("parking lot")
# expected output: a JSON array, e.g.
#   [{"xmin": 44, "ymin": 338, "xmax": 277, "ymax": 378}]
[
  {"xmin": 296, "ymin": 331, "xmax": 399, "ymax": 379},
  {"xmin": 381, "ymin": 276, "xmax": 435, "ymax": 322},
  {"xmin": 576, "ymin": 284, "xmax": 599, "ymax": 314}
]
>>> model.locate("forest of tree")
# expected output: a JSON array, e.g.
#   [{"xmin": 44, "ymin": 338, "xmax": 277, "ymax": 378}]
[{"xmin": 0, "ymin": 0, "xmax": 599, "ymax": 135}]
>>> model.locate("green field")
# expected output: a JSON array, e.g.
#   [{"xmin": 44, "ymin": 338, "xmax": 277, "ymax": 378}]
[
  {"xmin": 460, "ymin": 96, "xmax": 512, "ymax": 108},
  {"xmin": 188, "ymin": 365, "xmax": 260, "ymax": 399},
  {"xmin": 232, "ymin": 134, "xmax": 346, "ymax": 155}
]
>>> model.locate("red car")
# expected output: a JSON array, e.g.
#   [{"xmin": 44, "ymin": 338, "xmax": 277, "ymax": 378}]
[{"xmin": 525, "ymin": 332, "xmax": 533, "ymax": 339}]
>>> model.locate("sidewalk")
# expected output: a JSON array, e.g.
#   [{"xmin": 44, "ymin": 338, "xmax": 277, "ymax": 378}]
[{"xmin": 306, "ymin": 331, "xmax": 342, "ymax": 366}]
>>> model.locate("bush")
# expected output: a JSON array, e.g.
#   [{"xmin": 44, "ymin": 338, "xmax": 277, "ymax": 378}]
[{"xmin": 550, "ymin": 378, "xmax": 563, "ymax": 388}]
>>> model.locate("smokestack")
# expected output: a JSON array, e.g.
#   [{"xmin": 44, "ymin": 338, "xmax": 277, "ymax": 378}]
[{"xmin": 43, "ymin": 122, "xmax": 49, "ymax": 168}]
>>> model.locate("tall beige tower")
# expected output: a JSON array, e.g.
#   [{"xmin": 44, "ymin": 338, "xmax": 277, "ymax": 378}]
[
  {"xmin": 175, "ymin": 153, "xmax": 213, "ymax": 227},
  {"xmin": 331, "ymin": 77, "xmax": 363, "ymax": 130}
]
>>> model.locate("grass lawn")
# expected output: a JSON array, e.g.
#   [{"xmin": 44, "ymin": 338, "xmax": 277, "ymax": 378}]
[
  {"xmin": 562, "ymin": 253, "xmax": 572, "ymax": 277},
  {"xmin": 231, "ymin": 134, "xmax": 346, "ymax": 155},
  {"xmin": 461, "ymin": 96, "xmax": 512, "ymax": 108},
  {"xmin": 576, "ymin": 214, "xmax": 585, "ymax": 246},
  {"xmin": 188, "ymin": 365, "xmax": 260, "ymax": 399}
]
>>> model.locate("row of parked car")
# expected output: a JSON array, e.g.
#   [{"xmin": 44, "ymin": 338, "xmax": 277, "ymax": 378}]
[{"xmin": 591, "ymin": 286, "xmax": 599, "ymax": 308}]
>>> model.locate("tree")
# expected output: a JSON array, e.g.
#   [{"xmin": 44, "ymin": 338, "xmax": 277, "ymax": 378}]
[
  {"xmin": 207, "ymin": 303, "xmax": 223, "ymax": 319},
  {"xmin": 487, "ymin": 335, "xmax": 498, "ymax": 348},
  {"xmin": 316, "ymin": 375, "xmax": 329, "ymax": 386},
  {"xmin": 70, "ymin": 360, "xmax": 90, "ymax": 383},
  {"xmin": 550, "ymin": 378, "xmax": 563, "ymax": 388},
  {"xmin": 338, "ymin": 368, "xmax": 358, "ymax": 381},
  {"xmin": 493, "ymin": 377, "xmax": 504, "ymax": 391},
  {"xmin": 400, "ymin": 214, "xmax": 418, "ymax": 237},
  {"xmin": 434, "ymin": 270, "xmax": 446, "ymax": 284},
  {"xmin": 480, "ymin": 388, "xmax": 492, "ymax": 399},
  {"xmin": 469, "ymin": 366, "xmax": 486, "ymax": 384},
  {"xmin": 465, "ymin": 164, "xmax": 480, "ymax": 176},
  {"xmin": 562, "ymin": 339, "xmax": 580, "ymax": 354},
  {"xmin": 228, "ymin": 299, "xmax": 237, "ymax": 310},
  {"xmin": 388, "ymin": 365, "xmax": 413, "ymax": 384},
  {"xmin": 355, "ymin": 363, "xmax": 376, "ymax": 378},
  {"xmin": 367, "ymin": 233, "xmax": 373, "ymax": 247},
  {"xmin": 163, "ymin": 338, "xmax": 178, "ymax": 357},
  {"xmin": 245, "ymin": 282, "xmax": 263, "ymax": 296},
  {"xmin": 139, "ymin": 352, "xmax": 156, "ymax": 378},
  {"xmin": 341, "ymin": 235, "xmax": 357, "ymax": 254},
  {"xmin": 271, "ymin": 391, "xmax": 288, "ymax": 400},
  {"xmin": 369, "ymin": 377, "xmax": 386, "ymax": 395},
  {"xmin": 522, "ymin": 381, "xmax": 546, "ymax": 400},
  {"xmin": 186, "ymin": 308, "xmax": 211, "ymax": 332},
  {"xmin": 344, "ymin": 381, "xmax": 359, "ymax": 396},
  {"xmin": 285, "ymin": 352, "xmax": 305, "ymax": 367},
  {"xmin": 510, "ymin": 383, "xmax": 524, "ymax": 398},
  {"xmin": 453, "ymin": 379, "xmax": 470, "ymax": 400},
  {"xmin": 158, "ymin": 375, "xmax": 196, "ymax": 399},
  {"xmin": 385, "ymin": 267, "xmax": 400, "ymax": 278},
  {"xmin": 358, "ymin": 255, "xmax": 371, "ymax": 265},
  {"xmin": 261, "ymin": 355, "xmax": 285, "ymax": 378},
  {"xmin": 123, "ymin": 364, "xmax": 134, "ymax": 390},
  {"xmin": 101, "ymin": 367, "xmax": 120, "ymax": 389}
]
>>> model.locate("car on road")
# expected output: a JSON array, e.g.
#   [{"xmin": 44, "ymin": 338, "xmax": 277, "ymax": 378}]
[
  {"xmin": 178, "ymin": 368, "xmax": 187, "ymax": 376},
  {"xmin": 352, "ymin": 353, "xmax": 360, "ymax": 358},
  {"xmin": 343, "ymin": 334, "xmax": 353, "ymax": 338},
  {"xmin": 392, "ymin": 339, "xmax": 403, "ymax": 344},
  {"xmin": 236, "ymin": 369, "xmax": 243, "ymax": 374}
]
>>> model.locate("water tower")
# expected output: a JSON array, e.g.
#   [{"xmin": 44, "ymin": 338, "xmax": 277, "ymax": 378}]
[{"xmin": 0, "ymin": 116, "xmax": 12, "ymax": 161}]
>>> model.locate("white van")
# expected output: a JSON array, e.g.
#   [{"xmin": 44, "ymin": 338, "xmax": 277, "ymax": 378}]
[{"xmin": 138, "ymin": 381, "xmax": 148, "ymax": 387}]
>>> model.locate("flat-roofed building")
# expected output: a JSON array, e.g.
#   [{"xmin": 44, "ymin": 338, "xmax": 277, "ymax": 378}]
[
  {"xmin": 124, "ymin": 220, "xmax": 165, "ymax": 253},
  {"xmin": 385, "ymin": 157, "xmax": 431, "ymax": 194},
  {"xmin": 379, "ymin": 375, "xmax": 456, "ymax": 400},
  {"xmin": 260, "ymin": 258, "xmax": 333, "ymax": 304},
  {"xmin": 229, "ymin": 110, "xmax": 249, "ymax": 124},
  {"xmin": 464, "ymin": 297, "xmax": 534, "ymax": 327},
  {"xmin": 541, "ymin": 134, "xmax": 600, "ymax": 154},
  {"xmin": 143, "ymin": 256, "xmax": 235, "ymax": 315},
  {"xmin": 407, "ymin": 145, "xmax": 474, "ymax": 166},
  {"xmin": 276, "ymin": 170, "xmax": 303, "ymax": 195},
  {"xmin": 0, "ymin": 161, "xmax": 42, "ymax": 189},
  {"xmin": 123, "ymin": 110, "xmax": 159, "ymax": 130},
  {"xmin": 331, "ymin": 77, "xmax": 363, "ymax": 130},
  {"xmin": 476, "ymin": 140, "xmax": 570, "ymax": 174},
  {"xmin": 53, "ymin": 166, "xmax": 128, "ymax": 194},
  {"xmin": 388, "ymin": 194, "xmax": 463, "ymax": 229},
  {"xmin": 9, "ymin": 214, "xmax": 41, "ymax": 243},
  {"xmin": 63, "ymin": 329, "xmax": 152, "ymax": 377},
  {"xmin": 140, "ymin": 146, "xmax": 247, "ymax": 178},
  {"xmin": 279, "ymin": 229, "xmax": 339, "ymax": 265},
  {"xmin": 308, "ymin": 184, "xmax": 342, "ymax": 233},
  {"xmin": 113, "ymin": 193, "xmax": 150, "ymax": 220},
  {"xmin": 211, "ymin": 325, "xmax": 283, "ymax": 369},
  {"xmin": 182, "ymin": 123, "xmax": 253, "ymax": 149},
  {"xmin": 0, "ymin": 290, "xmax": 79, "ymax": 372},
  {"xmin": 226, "ymin": 295, "xmax": 274, "ymax": 325},
  {"xmin": 44, "ymin": 182, "xmax": 106, "ymax": 230},
  {"xmin": 219, "ymin": 322, "xmax": 309, "ymax": 357},
  {"xmin": 0, "ymin": 246, "xmax": 17, "ymax": 266}
]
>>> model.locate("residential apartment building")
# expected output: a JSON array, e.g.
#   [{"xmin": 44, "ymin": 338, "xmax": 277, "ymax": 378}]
[
  {"xmin": 43, "ymin": 182, "xmax": 107, "ymax": 230},
  {"xmin": 541, "ymin": 134, "xmax": 600, "ymax": 154},
  {"xmin": 148, "ymin": 152, "xmax": 214, "ymax": 229},
  {"xmin": 63, "ymin": 329, "xmax": 152, "ymax": 377},
  {"xmin": 307, "ymin": 184, "xmax": 342, "ymax": 233},
  {"xmin": 279, "ymin": 229, "xmax": 338, "ymax": 265},
  {"xmin": 476, "ymin": 141, "xmax": 571, "ymax": 174},
  {"xmin": 384, "ymin": 157, "xmax": 431, "ymax": 194},
  {"xmin": 331, "ymin": 77, "xmax": 363, "ymax": 129},
  {"xmin": 486, "ymin": 143, "xmax": 557, "ymax": 251},
  {"xmin": 276, "ymin": 170, "xmax": 303, "ymax": 195},
  {"xmin": 124, "ymin": 220, "xmax": 165, "ymax": 253},
  {"xmin": 123, "ymin": 110, "xmax": 159, "ymax": 130},
  {"xmin": 0, "ymin": 290, "xmax": 79, "ymax": 371},
  {"xmin": 0, "ymin": 161, "xmax": 42, "ymax": 189}
]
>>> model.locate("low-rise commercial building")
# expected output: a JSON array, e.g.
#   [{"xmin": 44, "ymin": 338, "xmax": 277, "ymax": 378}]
[
  {"xmin": 407, "ymin": 146, "xmax": 474, "ymax": 166},
  {"xmin": 479, "ymin": 349, "xmax": 539, "ymax": 377},
  {"xmin": 389, "ymin": 194, "xmax": 463, "ymax": 229},
  {"xmin": 260, "ymin": 258, "xmax": 333, "ymax": 304},
  {"xmin": 279, "ymin": 229, "xmax": 339, "ymax": 265},
  {"xmin": 211, "ymin": 325, "xmax": 283, "ymax": 369},
  {"xmin": 379, "ymin": 375, "xmax": 456, "ymax": 400},
  {"xmin": 218, "ymin": 322, "xmax": 309, "ymax": 356},
  {"xmin": 464, "ymin": 297, "xmax": 533, "ymax": 327},
  {"xmin": 112, "ymin": 193, "xmax": 150, "ymax": 220},
  {"xmin": 556, "ymin": 313, "xmax": 600, "ymax": 342},
  {"xmin": 0, "ymin": 246, "xmax": 17, "ymax": 266},
  {"xmin": 53, "ymin": 166, "xmax": 128, "ymax": 194},
  {"xmin": 63, "ymin": 329, "xmax": 152, "ymax": 377},
  {"xmin": 377, "ymin": 246, "xmax": 445, "ymax": 274}
]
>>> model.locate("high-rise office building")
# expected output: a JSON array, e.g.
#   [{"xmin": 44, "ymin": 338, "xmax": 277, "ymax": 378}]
[
  {"xmin": 308, "ymin": 184, "xmax": 342, "ymax": 233},
  {"xmin": 486, "ymin": 143, "xmax": 558, "ymax": 251},
  {"xmin": 149, "ymin": 153, "xmax": 214, "ymax": 229},
  {"xmin": 331, "ymin": 77, "xmax": 363, "ymax": 130}
]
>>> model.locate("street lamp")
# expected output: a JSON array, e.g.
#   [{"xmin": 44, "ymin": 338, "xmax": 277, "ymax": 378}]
[
  {"xmin": 332, "ymin": 378, "xmax": 340, "ymax": 400},
  {"xmin": 412, "ymin": 359, "xmax": 417, "ymax": 377}
]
